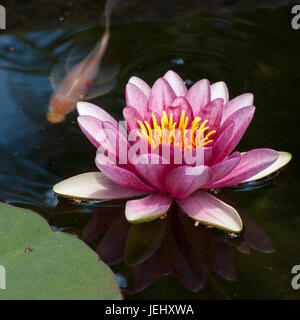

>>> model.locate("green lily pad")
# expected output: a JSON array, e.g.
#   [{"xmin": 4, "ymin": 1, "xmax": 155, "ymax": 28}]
[
  {"xmin": 125, "ymin": 219, "xmax": 166, "ymax": 266},
  {"xmin": 0, "ymin": 203, "xmax": 122, "ymax": 300}
]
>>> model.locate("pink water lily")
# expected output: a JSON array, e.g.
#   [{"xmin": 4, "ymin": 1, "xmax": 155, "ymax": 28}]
[{"xmin": 53, "ymin": 70, "xmax": 292, "ymax": 233}]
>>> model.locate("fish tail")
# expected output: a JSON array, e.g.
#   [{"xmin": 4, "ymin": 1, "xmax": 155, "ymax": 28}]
[
  {"xmin": 103, "ymin": 0, "xmax": 119, "ymax": 30},
  {"xmin": 92, "ymin": 0, "xmax": 119, "ymax": 59}
]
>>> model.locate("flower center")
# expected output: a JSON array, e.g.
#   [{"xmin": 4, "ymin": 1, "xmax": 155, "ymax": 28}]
[{"xmin": 136, "ymin": 110, "xmax": 216, "ymax": 150}]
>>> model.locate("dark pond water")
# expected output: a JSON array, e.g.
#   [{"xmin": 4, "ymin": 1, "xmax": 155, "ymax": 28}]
[{"xmin": 0, "ymin": 1, "xmax": 299, "ymax": 299}]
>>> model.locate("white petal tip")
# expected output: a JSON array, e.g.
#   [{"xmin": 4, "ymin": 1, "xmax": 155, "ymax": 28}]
[
  {"xmin": 53, "ymin": 172, "xmax": 147, "ymax": 200},
  {"xmin": 242, "ymin": 151, "xmax": 292, "ymax": 183},
  {"xmin": 125, "ymin": 213, "xmax": 164, "ymax": 224},
  {"xmin": 195, "ymin": 218, "xmax": 243, "ymax": 233},
  {"xmin": 211, "ymin": 81, "xmax": 229, "ymax": 103},
  {"xmin": 125, "ymin": 194, "xmax": 172, "ymax": 224},
  {"xmin": 190, "ymin": 209, "xmax": 243, "ymax": 233},
  {"xmin": 163, "ymin": 70, "xmax": 176, "ymax": 77},
  {"xmin": 53, "ymin": 172, "xmax": 103, "ymax": 200},
  {"xmin": 177, "ymin": 191, "xmax": 243, "ymax": 233},
  {"xmin": 76, "ymin": 101, "xmax": 92, "ymax": 115}
]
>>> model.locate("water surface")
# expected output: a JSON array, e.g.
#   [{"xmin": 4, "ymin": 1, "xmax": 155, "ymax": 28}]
[{"xmin": 0, "ymin": 1, "xmax": 299, "ymax": 299}]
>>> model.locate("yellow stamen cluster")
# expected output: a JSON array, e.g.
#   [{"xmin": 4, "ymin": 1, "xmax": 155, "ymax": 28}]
[{"xmin": 137, "ymin": 110, "xmax": 216, "ymax": 150}]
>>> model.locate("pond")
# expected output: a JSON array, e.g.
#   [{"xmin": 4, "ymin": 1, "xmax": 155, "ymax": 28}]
[{"xmin": 0, "ymin": 0, "xmax": 299, "ymax": 299}]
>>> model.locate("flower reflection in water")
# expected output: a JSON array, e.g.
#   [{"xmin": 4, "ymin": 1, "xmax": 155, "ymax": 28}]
[{"xmin": 79, "ymin": 191, "xmax": 274, "ymax": 295}]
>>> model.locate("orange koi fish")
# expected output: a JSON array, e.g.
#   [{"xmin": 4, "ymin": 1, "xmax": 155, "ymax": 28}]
[{"xmin": 47, "ymin": 0, "xmax": 119, "ymax": 123}]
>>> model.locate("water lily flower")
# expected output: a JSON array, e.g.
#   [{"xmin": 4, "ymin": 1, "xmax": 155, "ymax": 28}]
[{"xmin": 53, "ymin": 70, "xmax": 292, "ymax": 233}]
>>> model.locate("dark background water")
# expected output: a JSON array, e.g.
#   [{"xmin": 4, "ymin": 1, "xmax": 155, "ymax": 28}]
[{"xmin": 0, "ymin": 0, "xmax": 299, "ymax": 299}]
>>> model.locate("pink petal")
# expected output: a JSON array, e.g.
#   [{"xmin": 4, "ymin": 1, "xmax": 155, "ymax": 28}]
[
  {"xmin": 125, "ymin": 193, "xmax": 173, "ymax": 223},
  {"xmin": 96, "ymin": 153, "xmax": 155, "ymax": 192},
  {"xmin": 210, "ymin": 81, "xmax": 229, "ymax": 103},
  {"xmin": 182, "ymin": 148, "xmax": 205, "ymax": 167},
  {"xmin": 100, "ymin": 121, "xmax": 131, "ymax": 165},
  {"xmin": 211, "ymin": 121, "xmax": 235, "ymax": 164},
  {"xmin": 182, "ymin": 147, "xmax": 211, "ymax": 166},
  {"xmin": 133, "ymin": 154, "xmax": 172, "ymax": 191},
  {"xmin": 241, "ymin": 151, "xmax": 292, "ymax": 183},
  {"xmin": 126, "ymin": 83, "xmax": 148, "ymax": 115},
  {"xmin": 167, "ymin": 96, "xmax": 193, "ymax": 124},
  {"xmin": 198, "ymin": 98, "xmax": 223, "ymax": 131},
  {"xmin": 208, "ymin": 152, "xmax": 241, "ymax": 183},
  {"xmin": 204, "ymin": 146, "xmax": 213, "ymax": 165},
  {"xmin": 123, "ymin": 107, "xmax": 142, "ymax": 132},
  {"xmin": 214, "ymin": 106, "xmax": 255, "ymax": 162},
  {"xmin": 149, "ymin": 78, "xmax": 176, "ymax": 116},
  {"xmin": 77, "ymin": 102, "xmax": 118, "ymax": 127},
  {"xmin": 177, "ymin": 191, "xmax": 243, "ymax": 232},
  {"xmin": 128, "ymin": 76, "xmax": 151, "ymax": 98},
  {"xmin": 78, "ymin": 115, "xmax": 107, "ymax": 149},
  {"xmin": 185, "ymin": 79, "xmax": 211, "ymax": 117},
  {"xmin": 53, "ymin": 172, "xmax": 148, "ymax": 200},
  {"xmin": 163, "ymin": 70, "xmax": 187, "ymax": 97},
  {"xmin": 142, "ymin": 110, "xmax": 161, "ymax": 128},
  {"xmin": 153, "ymin": 144, "xmax": 185, "ymax": 166},
  {"xmin": 206, "ymin": 148, "xmax": 279, "ymax": 188},
  {"xmin": 165, "ymin": 166, "xmax": 212, "ymax": 198},
  {"xmin": 78, "ymin": 115, "xmax": 129, "ymax": 164},
  {"xmin": 222, "ymin": 93, "xmax": 254, "ymax": 124},
  {"xmin": 128, "ymin": 138, "xmax": 184, "ymax": 167}
]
